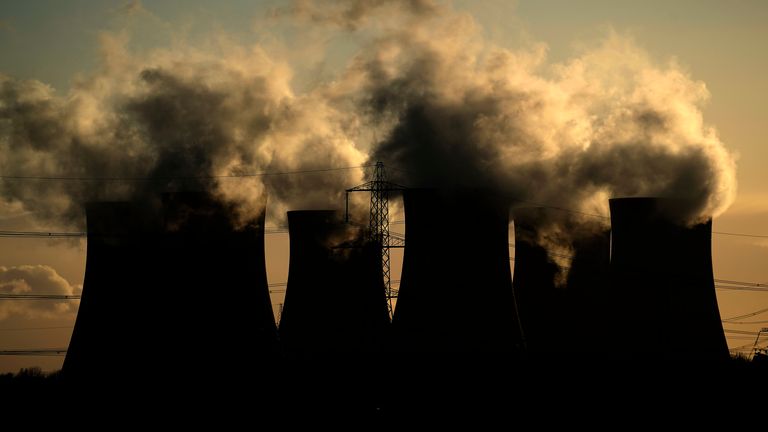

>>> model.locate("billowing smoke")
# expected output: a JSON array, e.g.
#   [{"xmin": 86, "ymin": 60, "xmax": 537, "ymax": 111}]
[
  {"xmin": 273, "ymin": 0, "xmax": 440, "ymax": 30},
  {"xmin": 0, "ymin": 0, "xmax": 737, "ymax": 248},
  {"xmin": 311, "ymin": 0, "xmax": 735, "ymax": 272},
  {"xmin": 0, "ymin": 31, "xmax": 367, "ymax": 228},
  {"xmin": 359, "ymin": 12, "xmax": 736, "ymax": 227}
]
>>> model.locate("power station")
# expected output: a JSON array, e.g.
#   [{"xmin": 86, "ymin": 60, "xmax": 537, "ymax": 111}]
[{"xmin": 63, "ymin": 168, "xmax": 730, "ymax": 386}]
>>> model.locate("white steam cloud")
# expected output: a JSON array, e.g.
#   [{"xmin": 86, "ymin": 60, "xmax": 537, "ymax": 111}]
[{"xmin": 0, "ymin": 1, "xmax": 736, "ymax": 237}]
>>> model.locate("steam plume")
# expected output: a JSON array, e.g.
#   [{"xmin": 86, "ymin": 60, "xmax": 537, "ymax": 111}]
[
  {"xmin": 0, "ymin": 33, "xmax": 367, "ymax": 228},
  {"xmin": 0, "ymin": 1, "xmax": 736, "ymax": 242},
  {"xmin": 359, "ymin": 15, "xmax": 736, "ymax": 226}
]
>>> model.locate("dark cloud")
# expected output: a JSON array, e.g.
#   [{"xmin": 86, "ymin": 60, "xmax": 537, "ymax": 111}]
[
  {"xmin": 275, "ymin": 0, "xmax": 440, "ymax": 30},
  {"xmin": 359, "ymin": 22, "xmax": 735, "ymax": 228},
  {"xmin": 0, "ymin": 38, "xmax": 367, "ymax": 228},
  {"xmin": 0, "ymin": 2, "xmax": 736, "ymax": 243},
  {"xmin": 120, "ymin": 0, "xmax": 146, "ymax": 16}
]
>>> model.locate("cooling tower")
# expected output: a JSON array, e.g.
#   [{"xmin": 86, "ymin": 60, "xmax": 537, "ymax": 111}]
[
  {"xmin": 391, "ymin": 189, "xmax": 522, "ymax": 353},
  {"xmin": 511, "ymin": 208, "xmax": 565, "ymax": 354},
  {"xmin": 278, "ymin": 210, "xmax": 390, "ymax": 355},
  {"xmin": 608, "ymin": 197, "xmax": 728, "ymax": 359},
  {"xmin": 565, "ymin": 226, "xmax": 612, "ymax": 352},
  {"xmin": 64, "ymin": 192, "xmax": 279, "ymax": 384},
  {"xmin": 159, "ymin": 192, "xmax": 280, "ymax": 367},
  {"xmin": 63, "ymin": 202, "xmax": 162, "ymax": 381},
  {"xmin": 512, "ymin": 207, "xmax": 612, "ymax": 354}
]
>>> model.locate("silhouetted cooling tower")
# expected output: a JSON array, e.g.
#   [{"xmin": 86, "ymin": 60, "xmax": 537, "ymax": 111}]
[
  {"xmin": 391, "ymin": 189, "xmax": 522, "ymax": 353},
  {"xmin": 63, "ymin": 202, "xmax": 162, "ymax": 381},
  {"xmin": 565, "ymin": 225, "xmax": 611, "ymax": 353},
  {"xmin": 278, "ymin": 210, "xmax": 390, "ymax": 355},
  {"xmin": 160, "ymin": 192, "xmax": 280, "ymax": 367},
  {"xmin": 64, "ymin": 193, "xmax": 279, "ymax": 383},
  {"xmin": 609, "ymin": 197, "xmax": 728, "ymax": 359},
  {"xmin": 512, "ymin": 208, "xmax": 564, "ymax": 354},
  {"xmin": 512, "ymin": 208, "xmax": 611, "ymax": 354}
]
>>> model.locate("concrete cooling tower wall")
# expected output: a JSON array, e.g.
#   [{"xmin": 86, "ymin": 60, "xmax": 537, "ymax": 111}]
[
  {"xmin": 63, "ymin": 192, "xmax": 279, "ymax": 384},
  {"xmin": 278, "ymin": 210, "xmax": 390, "ymax": 356},
  {"xmin": 512, "ymin": 207, "xmax": 611, "ymax": 355},
  {"xmin": 608, "ymin": 197, "xmax": 728, "ymax": 359},
  {"xmin": 63, "ymin": 202, "xmax": 163, "ymax": 381},
  {"xmin": 511, "ymin": 207, "xmax": 565, "ymax": 354},
  {"xmin": 391, "ymin": 188, "xmax": 522, "ymax": 353},
  {"xmin": 160, "ymin": 192, "xmax": 280, "ymax": 369}
]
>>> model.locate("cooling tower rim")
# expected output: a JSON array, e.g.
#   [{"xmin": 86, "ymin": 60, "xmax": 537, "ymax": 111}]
[
  {"xmin": 404, "ymin": 186, "xmax": 511, "ymax": 192},
  {"xmin": 161, "ymin": 190, "xmax": 267, "ymax": 205},
  {"xmin": 403, "ymin": 187, "xmax": 513, "ymax": 206},
  {"xmin": 609, "ymin": 196, "xmax": 711, "ymax": 223},
  {"xmin": 84, "ymin": 201, "xmax": 163, "ymax": 237}
]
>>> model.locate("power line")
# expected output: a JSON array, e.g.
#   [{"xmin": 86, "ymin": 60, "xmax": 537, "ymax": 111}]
[
  {"xmin": 0, "ymin": 349, "xmax": 66, "ymax": 356},
  {"xmin": 722, "ymin": 307, "xmax": 768, "ymax": 322},
  {"xmin": 716, "ymin": 285, "xmax": 768, "ymax": 292},
  {"xmin": 0, "ymin": 326, "xmax": 73, "ymax": 332},
  {"xmin": 0, "ymin": 230, "xmax": 85, "ymax": 238},
  {"xmin": 723, "ymin": 328, "xmax": 762, "ymax": 336},
  {"xmin": 0, "ymin": 227, "xmax": 289, "ymax": 238},
  {"xmin": 0, "ymin": 165, "xmax": 373, "ymax": 182},
  {"xmin": 0, "ymin": 294, "xmax": 81, "ymax": 300},
  {"xmin": 4, "ymin": 219, "xmax": 768, "ymax": 242},
  {"xmin": 713, "ymin": 231, "xmax": 768, "ymax": 239},
  {"xmin": 715, "ymin": 278, "xmax": 767, "ymax": 288},
  {"xmin": 722, "ymin": 320, "xmax": 768, "ymax": 325},
  {"xmin": 0, "ymin": 283, "xmax": 288, "ymax": 299},
  {"xmin": 726, "ymin": 336, "xmax": 763, "ymax": 341}
]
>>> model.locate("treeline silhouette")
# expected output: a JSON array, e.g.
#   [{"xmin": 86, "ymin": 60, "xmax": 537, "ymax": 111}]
[
  {"xmin": 0, "ymin": 367, "xmax": 63, "ymax": 389},
  {"xmin": 2, "ymin": 353, "xmax": 767, "ymax": 388},
  {"xmin": 0, "ymin": 355, "xmax": 766, "ymax": 423}
]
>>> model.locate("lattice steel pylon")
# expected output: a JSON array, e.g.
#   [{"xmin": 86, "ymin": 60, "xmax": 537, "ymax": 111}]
[{"xmin": 346, "ymin": 162, "xmax": 406, "ymax": 319}]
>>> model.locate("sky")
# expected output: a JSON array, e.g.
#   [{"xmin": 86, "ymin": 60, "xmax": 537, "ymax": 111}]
[{"xmin": 1, "ymin": 0, "xmax": 767, "ymax": 372}]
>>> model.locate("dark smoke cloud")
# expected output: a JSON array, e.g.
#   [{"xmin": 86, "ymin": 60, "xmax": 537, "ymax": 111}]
[
  {"xmin": 360, "ymin": 19, "xmax": 736, "ymax": 227},
  {"xmin": 274, "ymin": 0, "xmax": 440, "ymax": 30},
  {"xmin": 0, "ymin": 33, "xmax": 367, "ymax": 228},
  {"xmin": 0, "ymin": 0, "xmax": 736, "ymax": 245}
]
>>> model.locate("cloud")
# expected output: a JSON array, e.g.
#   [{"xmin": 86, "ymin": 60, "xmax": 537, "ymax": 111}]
[
  {"xmin": 0, "ymin": 33, "xmax": 367, "ymax": 227},
  {"xmin": 273, "ymin": 0, "xmax": 441, "ymax": 30},
  {"xmin": 0, "ymin": 0, "xmax": 737, "ymax": 249},
  {"xmin": 0, "ymin": 19, "xmax": 14, "ymax": 33},
  {"xmin": 120, "ymin": 0, "xmax": 147, "ymax": 17},
  {"xmin": 359, "ymin": 14, "xmax": 736, "ymax": 226},
  {"xmin": 0, "ymin": 265, "xmax": 81, "ymax": 320}
]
